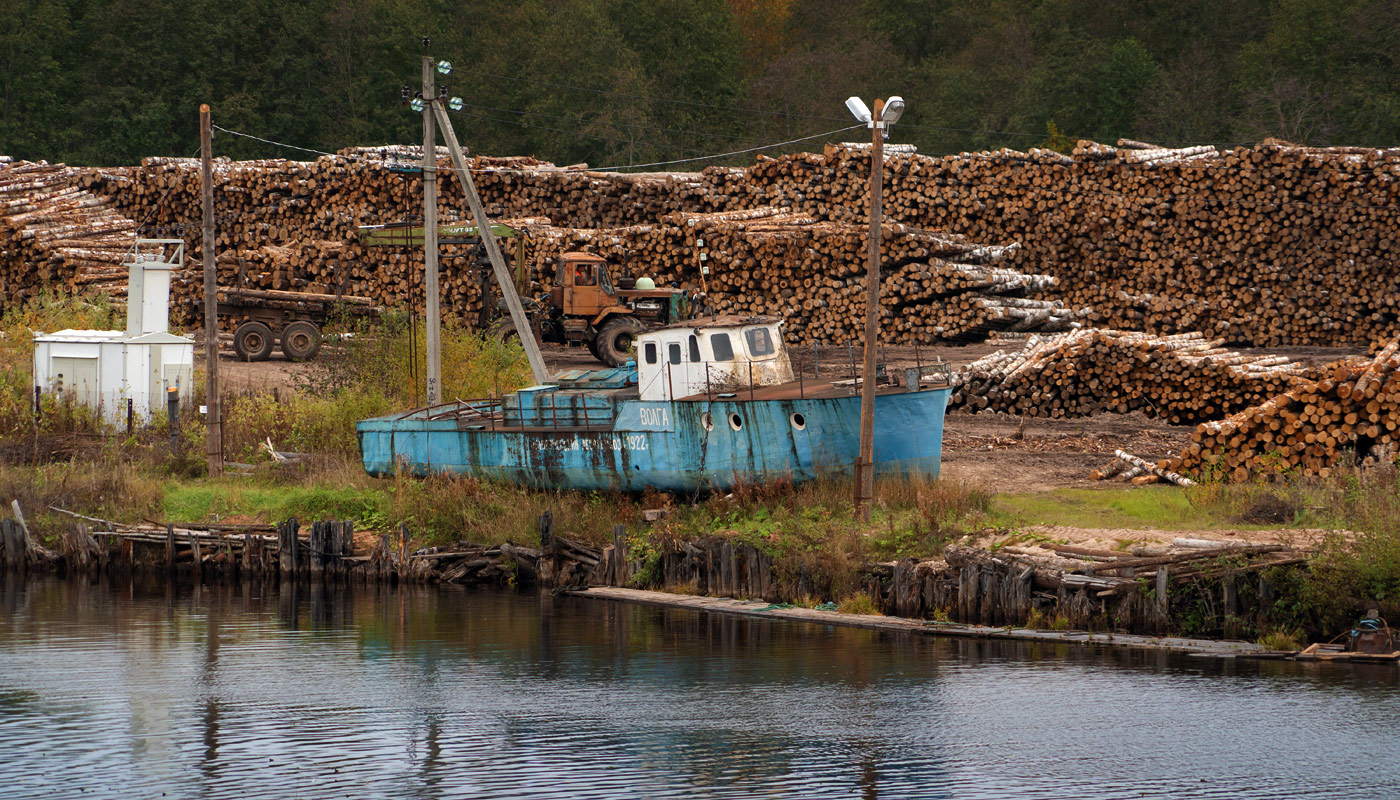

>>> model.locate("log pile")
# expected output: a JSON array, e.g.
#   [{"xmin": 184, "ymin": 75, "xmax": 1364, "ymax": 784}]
[
  {"xmin": 768, "ymin": 140, "xmax": 1400, "ymax": 347},
  {"xmin": 1178, "ymin": 339, "xmax": 1400, "ymax": 480},
  {"xmin": 949, "ymin": 329, "xmax": 1310, "ymax": 423},
  {"xmin": 515, "ymin": 207, "xmax": 1079, "ymax": 343},
  {"xmin": 2, "ymin": 135, "xmax": 1386, "ymax": 350},
  {"xmin": 0, "ymin": 160, "xmax": 139, "ymax": 301}
]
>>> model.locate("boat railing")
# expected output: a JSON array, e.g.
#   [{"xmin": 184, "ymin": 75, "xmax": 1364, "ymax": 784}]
[{"xmin": 392, "ymin": 395, "xmax": 622, "ymax": 430}]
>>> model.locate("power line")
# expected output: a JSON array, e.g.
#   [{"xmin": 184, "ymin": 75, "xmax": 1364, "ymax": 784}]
[
  {"xmin": 452, "ymin": 99, "xmax": 764, "ymax": 146},
  {"xmin": 204, "ymin": 123, "xmax": 1399, "ymax": 214},
  {"xmin": 440, "ymin": 61, "xmax": 1271, "ymax": 151},
  {"xmin": 441, "ymin": 64, "xmax": 853, "ymax": 124},
  {"xmin": 448, "ymin": 108, "xmax": 716, "ymax": 156}
]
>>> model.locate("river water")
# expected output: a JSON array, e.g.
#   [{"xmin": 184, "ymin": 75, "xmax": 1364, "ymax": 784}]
[{"xmin": 0, "ymin": 578, "xmax": 1396, "ymax": 800}]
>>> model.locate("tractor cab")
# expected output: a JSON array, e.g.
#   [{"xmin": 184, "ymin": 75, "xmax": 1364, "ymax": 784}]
[{"xmin": 550, "ymin": 252, "xmax": 617, "ymax": 318}]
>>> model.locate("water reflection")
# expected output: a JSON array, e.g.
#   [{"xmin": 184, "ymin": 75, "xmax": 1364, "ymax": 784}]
[{"xmin": 0, "ymin": 576, "xmax": 1395, "ymax": 799}]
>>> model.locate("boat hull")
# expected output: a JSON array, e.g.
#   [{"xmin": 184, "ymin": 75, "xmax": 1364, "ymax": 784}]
[{"xmin": 357, "ymin": 388, "xmax": 950, "ymax": 492}]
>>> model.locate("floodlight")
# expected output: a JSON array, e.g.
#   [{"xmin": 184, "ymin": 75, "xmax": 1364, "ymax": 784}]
[
  {"xmin": 436, "ymin": 60, "xmax": 453, "ymax": 75},
  {"xmin": 449, "ymin": 96, "xmax": 463, "ymax": 111},
  {"xmin": 845, "ymin": 96, "xmax": 872, "ymax": 125},
  {"xmin": 883, "ymin": 96, "xmax": 905, "ymax": 125}
]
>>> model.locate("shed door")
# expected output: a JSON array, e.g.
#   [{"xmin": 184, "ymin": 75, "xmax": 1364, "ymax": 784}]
[{"xmin": 52, "ymin": 357, "xmax": 99, "ymax": 410}]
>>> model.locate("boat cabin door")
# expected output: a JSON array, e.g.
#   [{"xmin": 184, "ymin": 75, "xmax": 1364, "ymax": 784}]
[{"xmin": 640, "ymin": 331, "xmax": 708, "ymax": 400}]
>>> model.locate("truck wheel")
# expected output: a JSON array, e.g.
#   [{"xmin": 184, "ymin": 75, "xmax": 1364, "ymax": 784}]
[
  {"xmin": 233, "ymin": 321, "xmax": 274, "ymax": 362},
  {"xmin": 595, "ymin": 317, "xmax": 644, "ymax": 367},
  {"xmin": 280, "ymin": 321, "xmax": 322, "ymax": 361}
]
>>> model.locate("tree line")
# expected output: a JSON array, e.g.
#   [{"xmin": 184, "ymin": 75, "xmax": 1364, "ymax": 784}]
[{"xmin": 2, "ymin": 0, "xmax": 1396, "ymax": 168}]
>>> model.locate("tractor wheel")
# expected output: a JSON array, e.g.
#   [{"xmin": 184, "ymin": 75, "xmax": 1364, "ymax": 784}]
[
  {"xmin": 280, "ymin": 321, "xmax": 322, "ymax": 361},
  {"xmin": 489, "ymin": 317, "xmax": 521, "ymax": 343},
  {"xmin": 233, "ymin": 321, "xmax": 274, "ymax": 362},
  {"xmin": 595, "ymin": 317, "xmax": 645, "ymax": 367}
]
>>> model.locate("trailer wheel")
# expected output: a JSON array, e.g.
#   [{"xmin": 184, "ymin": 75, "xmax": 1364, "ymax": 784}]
[
  {"xmin": 280, "ymin": 321, "xmax": 322, "ymax": 361},
  {"xmin": 595, "ymin": 317, "xmax": 644, "ymax": 367},
  {"xmin": 233, "ymin": 321, "xmax": 274, "ymax": 362}
]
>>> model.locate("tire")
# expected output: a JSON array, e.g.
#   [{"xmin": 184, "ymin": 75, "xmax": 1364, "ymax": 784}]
[
  {"xmin": 280, "ymin": 320, "xmax": 322, "ymax": 361},
  {"xmin": 488, "ymin": 317, "xmax": 521, "ymax": 343},
  {"xmin": 233, "ymin": 321, "xmax": 274, "ymax": 362},
  {"xmin": 594, "ymin": 317, "xmax": 645, "ymax": 367}
]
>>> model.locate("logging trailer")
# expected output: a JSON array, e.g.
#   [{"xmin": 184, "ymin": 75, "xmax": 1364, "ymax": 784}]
[{"xmin": 220, "ymin": 286, "xmax": 378, "ymax": 362}]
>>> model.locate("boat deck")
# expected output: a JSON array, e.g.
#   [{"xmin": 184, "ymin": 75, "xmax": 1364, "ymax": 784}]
[{"xmin": 676, "ymin": 376, "xmax": 952, "ymax": 402}]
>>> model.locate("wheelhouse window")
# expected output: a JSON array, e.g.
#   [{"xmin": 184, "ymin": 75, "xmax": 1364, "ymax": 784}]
[
  {"xmin": 668, "ymin": 342, "xmax": 682, "ymax": 364},
  {"xmin": 688, "ymin": 335, "xmax": 700, "ymax": 363},
  {"xmin": 644, "ymin": 342, "xmax": 658, "ymax": 364},
  {"xmin": 710, "ymin": 333, "xmax": 734, "ymax": 361},
  {"xmin": 744, "ymin": 326, "xmax": 775, "ymax": 357}
]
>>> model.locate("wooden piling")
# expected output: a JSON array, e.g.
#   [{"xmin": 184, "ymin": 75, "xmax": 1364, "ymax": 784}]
[
  {"xmin": 189, "ymin": 531, "xmax": 202, "ymax": 581},
  {"xmin": 309, "ymin": 521, "xmax": 325, "ymax": 580}
]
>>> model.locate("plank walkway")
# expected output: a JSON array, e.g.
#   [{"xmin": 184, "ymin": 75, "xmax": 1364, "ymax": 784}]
[{"xmin": 568, "ymin": 586, "xmax": 1265, "ymax": 656}]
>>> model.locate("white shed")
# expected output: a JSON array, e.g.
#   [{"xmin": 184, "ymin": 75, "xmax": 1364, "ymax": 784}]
[
  {"xmin": 32, "ymin": 239, "xmax": 195, "ymax": 425},
  {"xmin": 33, "ymin": 329, "xmax": 194, "ymax": 425}
]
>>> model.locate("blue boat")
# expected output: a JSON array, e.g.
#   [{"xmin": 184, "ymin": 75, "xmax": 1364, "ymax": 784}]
[{"xmin": 356, "ymin": 316, "xmax": 950, "ymax": 492}]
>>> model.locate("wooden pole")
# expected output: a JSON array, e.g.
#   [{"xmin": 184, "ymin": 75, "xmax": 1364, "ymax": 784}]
[
  {"xmin": 431, "ymin": 102, "xmax": 550, "ymax": 384},
  {"xmin": 200, "ymin": 104, "xmax": 222, "ymax": 476},
  {"xmin": 855, "ymin": 99, "xmax": 885, "ymax": 523},
  {"xmin": 422, "ymin": 55, "xmax": 442, "ymax": 405}
]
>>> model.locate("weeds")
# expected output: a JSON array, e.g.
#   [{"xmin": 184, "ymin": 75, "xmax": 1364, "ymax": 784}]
[
  {"xmin": 1257, "ymin": 627, "xmax": 1304, "ymax": 651},
  {"xmin": 837, "ymin": 592, "xmax": 881, "ymax": 615}
]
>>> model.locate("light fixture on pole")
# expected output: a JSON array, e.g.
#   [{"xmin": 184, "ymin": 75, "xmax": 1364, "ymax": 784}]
[{"xmin": 845, "ymin": 95, "xmax": 904, "ymax": 522}]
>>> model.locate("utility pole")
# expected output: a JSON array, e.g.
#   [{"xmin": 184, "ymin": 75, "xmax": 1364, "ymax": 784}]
[
  {"xmin": 200, "ymin": 104, "xmax": 222, "ymax": 477},
  {"xmin": 421, "ymin": 50, "xmax": 442, "ymax": 405},
  {"xmin": 431, "ymin": 104, "xmax": 550, "ymax": 384},
  {"xmin": 855, "ymin": 98, "xmax": 885, "ymax": 522}
]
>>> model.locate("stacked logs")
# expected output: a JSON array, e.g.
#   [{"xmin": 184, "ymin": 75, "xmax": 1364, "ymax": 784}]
[
  {"xmin": 949, "ymin": 329, "xmax": 1310, "ymax": 423},
  {"xmin": 34, "ymin": 137, "xmax": 1400, "ymax": 349},
  {"xmin": 755, "ymin": 140, "xmax": 1400, "ymax": 347},
  {"xmin": 1177, "ymin": 339, "xmax": 1400, "ymax": 480},
  {"xmin": 514, "ymin": 207, "xmax": 1079, "ymax": 344},
  {"xmin": 1, "ymin": 159, "xmax": 139, "ymax": 301}
]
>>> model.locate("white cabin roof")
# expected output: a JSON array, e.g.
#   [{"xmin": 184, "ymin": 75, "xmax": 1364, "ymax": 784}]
[{"xmin": 33, "ymin": 329, "xmax": 125, "ymax": 343}]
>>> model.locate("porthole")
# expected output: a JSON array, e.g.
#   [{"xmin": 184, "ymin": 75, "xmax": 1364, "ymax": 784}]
[
  {"xmin": 790, "ymin": 413, "xmax": 806, "ymax": 430},
  {"xmin": 728, "ymin": 413, "xmax": 743, "ymax": 431},
  {"xmin": 701, "ymin": 412, "xmax": 714, "ymax": 431}
]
